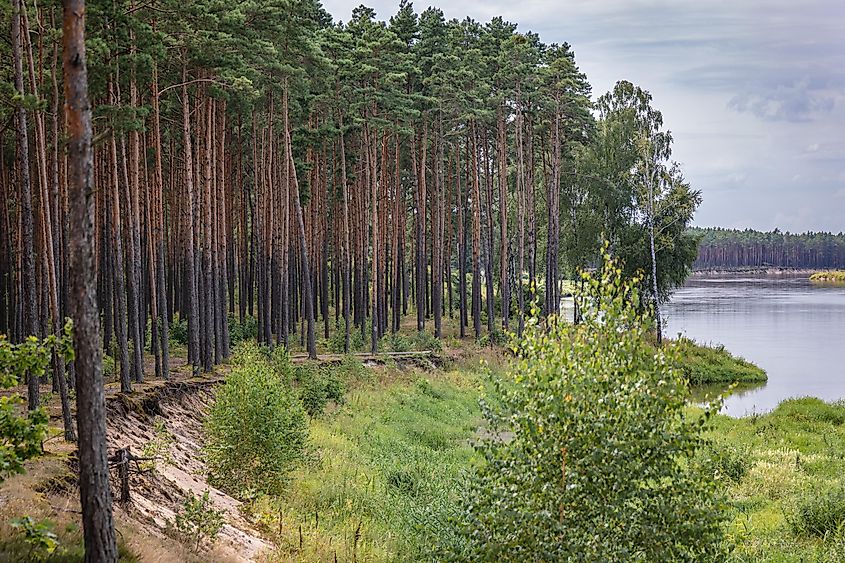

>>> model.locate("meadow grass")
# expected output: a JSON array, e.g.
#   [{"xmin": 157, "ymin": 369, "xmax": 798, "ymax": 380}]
[{"xmin": 708, "ymin": 398, "xmax": 845, "ymax": 561}]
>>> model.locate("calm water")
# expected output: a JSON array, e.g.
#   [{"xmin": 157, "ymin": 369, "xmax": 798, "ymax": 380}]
[{"xmin": 664, "ymin": 274, "xmax": 845, "ymax": 417}]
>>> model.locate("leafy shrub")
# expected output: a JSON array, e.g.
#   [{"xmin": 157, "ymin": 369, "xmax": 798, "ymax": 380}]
[
  {"xmin": 9, "ymin": 516, "xmax": 59, "ymax": 560},
  {"xmin": 173, "ymin": 490, "xmax": 225, "ymax": 553},
  {"xmin": 101, "ymin": 353, "xmax": 116, "ymax": 379},
  {"xmin": 327, "ymin": 319, "xmax": 364, "ymax": 353},
  {"xmin": 300, "ymin": 368, "xmax": 329, "ymax": 417},
  {"xmin": 267, "ymin": 346, "xmax": 294, "ymax": 384},
  {"xmin": 228, "ymin": 315, "xmax": 258, "ymax": 344},
  {"xmin": 380, "ymin": 333, "xmax": 411, "ymax": 353},
  {"xmin": 323, "ymin": 370, "xmax": 346, "ymax": 403},
  {"xmin": 447, "ymin": 250, "xmax": 727, "ymax": 560},
  {"xmin": 169, "ymin": 315, "xmax": 189, "ymax": 346},
  {"xmin": 205, "ymin": 344, "xmax": 308, "ymax": 497},
  {"xmin": 408, "ymin": 330, "xmax": 442, "ymax": 353},
  {"xmin": 787, "ymin": 485, "xmax": 845, "ymax": 538},
  {"xmin": 0, "ymin": 323, "xmax": 69, "ymax": 480},
  {"xmin": 702, "ymin": 442, "xmax": 751, "ymax": 483},
  {"xmin": 295, "ymin": 363, "xmax": 347, "ymax": 417}
]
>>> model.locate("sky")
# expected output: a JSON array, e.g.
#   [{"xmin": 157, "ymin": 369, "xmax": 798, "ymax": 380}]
[{"xmin": 322, "ymin": 0, "xmax": 845, "ymax": 233}]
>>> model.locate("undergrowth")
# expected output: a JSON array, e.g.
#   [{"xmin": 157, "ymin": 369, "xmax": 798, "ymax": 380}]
[{"xmin": 246, "ymin": 365, "xmax": 486, "ymax": 561}]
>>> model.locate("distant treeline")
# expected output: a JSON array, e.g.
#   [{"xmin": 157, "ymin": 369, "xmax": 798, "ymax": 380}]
[{"xmin": 691, "ymin": 227, "xmax": 845, "ymax": 270}]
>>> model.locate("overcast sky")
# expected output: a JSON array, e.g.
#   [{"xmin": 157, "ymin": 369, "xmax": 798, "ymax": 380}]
[{"xmin": 322, "ymin": 0, "xmax": 844, "ymax": 233}]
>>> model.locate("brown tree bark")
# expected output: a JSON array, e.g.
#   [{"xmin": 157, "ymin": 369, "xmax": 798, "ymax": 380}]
[
  {"xmin": 283, "ymin": 81, "xmax": 316, "ymax": 359},
  {"xmin": 12, "ymin": 0, "xmax": 39, "ymax": 409},
  {"xmin": 62, "ymin": 1, "xmax": 119, "ymax": 559}
]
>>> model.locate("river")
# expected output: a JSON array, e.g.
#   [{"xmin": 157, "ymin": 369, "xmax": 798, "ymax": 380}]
[{"xmin": 664, "ymin": 273, "xmax": 845, "ymax": 416}]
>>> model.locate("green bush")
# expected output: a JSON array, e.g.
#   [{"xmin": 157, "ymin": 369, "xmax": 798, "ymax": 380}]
[
  {"xmin": 228, "ymin": 315, "xmax": 258, "ymax": 344},
  {"xmin": 0, "ymin": 323, "xmax": 68, "ymax": 480},
  {"xmin": 205, "ymin": 344, "xmax": 308, "ymax": 497},
  {"xmin": 701, "ymin": 442, "xmax": 751, "ymax": 483},
  {"xmin": 101, "ymin": 354, "xmax": 116, "ymax": 379},
  {"xmin": 787, "ymin": 486, "xmax": 845, "ymax": 538},
  {"xmin": 380, "ymin": 333, "xmax": 411, "ymax": 353},
  {"xmin": 295, "ymin": 363, "xmax": 347, "ymax": 417},
  {"xmin": 9, "ymin": 516, "xmax": 59, "ymax": 560},
  {"xmin": 323, "ymin": 369, "xmax": 346, "ymax": 403},
  {"xmin": 299, "ymin": 367, "xmax": 329, "ymax": 417},
  {"xmin": 173, "ymin": 490, "xmax": 225, "ymax": 553},
  {"xmin": 447, "ymin": 250, "xmax": 727, "ymax": 560},
  {"xmin": 326, "ymin": 319, "xmax": 364, "ymax": 353},
  {"xmin": 169, "ymin": 315, "xmax": 188, "ymax": 346},
  {"xmin": 408, "ymin": 331, "xmax": 442, "ymax": 353}
]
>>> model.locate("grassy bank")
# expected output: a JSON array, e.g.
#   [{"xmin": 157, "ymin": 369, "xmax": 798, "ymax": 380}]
[
  {"xmin": 670, "ymin": 338, "xmax": 767, "ymax": 385},
  {"xmin": 247, "ymin": 352, "xmax": 493, "ymax": 561},
  {"xmin": 810, "ymin": 271, "xmax": 845, "ymax": 283},
  {"xmin": 710, "ymin": 398, "xmax": 845, "ymax": 561}
]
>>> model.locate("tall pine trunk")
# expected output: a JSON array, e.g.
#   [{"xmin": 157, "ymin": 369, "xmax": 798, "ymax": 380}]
[{"xmin": 62, "ymin": 1, "xmax": 119, "ymax": 558}]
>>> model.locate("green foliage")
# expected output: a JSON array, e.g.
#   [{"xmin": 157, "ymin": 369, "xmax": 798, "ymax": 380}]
[
  {"xmin": 9, "ymin": 517, "xmax": 59, "ymax": 561},
  {"xmin": 449, "ymin": 251, "xmax": 727, "ymax": 560},
  {"xmin": 250, "ymin": 370, "xmax": 483, "ymax": 561},
  {"xmin": 101, "ymin": 353, "xmax": 116, "ymax": 379},
  {"xmin": 227, "ymin": 315, "xmax": 258, "ymax": 344},
  {"xmin": 205, "ymin": 343, "xmax": 308, "ymax": 498},
  {"xmin": 326, "ymin": 320, "xmax": 365, "ymax": 354},
  {"xmin": 140, "ymin": 417, "xmax": 175, "ymax": 471},
  {"xmin": 168, "ymin": 315, "xmax": 188, "ymax": 347},
  {"xmin": 787, "ymin": 486, "xmax": 845, "ymax": 539},
  {"xmin": 299, "ymin": 366, "xmax": 329, "ymax": 417},
  {"xmin": 173, "ymin": 491, "xmax": 225, "ymax": 553},
  {"xmin": 707, "ymin": 398, "xmax": 845, "ymax": 560},
  {"xmin": 671, "ymin": 338, "xmax": 767, "ymax": 384},
  {"xmin": 0, "ymin": 321, "xmax": 73, "ymax": 480},
  {"xmin": 691, "ymin": 226, "xmax": 845, "ymax": 270},
  {"xmin": 701, "ymin": 442, "xmax": 751, "ymax": 483},
  {"xmin": 295, "ymin": 363, "xmax": 347, "ymax": 417}
]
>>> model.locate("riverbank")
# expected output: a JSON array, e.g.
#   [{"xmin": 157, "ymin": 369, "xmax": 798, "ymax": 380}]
[
  {"xmin": 810, "ymin": 270, "xmax": 845, "ymax": 283},
  {"xmin": 709, "ymin": 398, "xmax": 845, "ymax": 561},
  {"xmin": 691, "ymin": 267, "xmax": 821, "ymax": 275},
  {"xmin": 671, "ymin": 338, "xmax": 767, "ymax": 385}
]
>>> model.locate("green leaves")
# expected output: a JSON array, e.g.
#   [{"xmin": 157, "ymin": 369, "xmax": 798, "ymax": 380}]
[
  {"xmin": 173, "ymin": 490, "xmax": 225, "ymax": 553},
  {"xmin": 204, "ymin": 343, "xmax": 308, "ymax": 498},
  {"xmin": 0, "ymin": 323, "xmax": 70, "ymax": 480},
  {"xmin": 449, "ymin": 251, "xmax": 728, "ymax": 560},
  {"xmin": 9, "ymin": 516, "xmax": 59, "ymax": 560}
]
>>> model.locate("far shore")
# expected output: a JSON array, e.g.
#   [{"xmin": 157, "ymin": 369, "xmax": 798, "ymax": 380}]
[{"xmin": 692, "ymin": 267, "xmax": 828, "ymax": 275}]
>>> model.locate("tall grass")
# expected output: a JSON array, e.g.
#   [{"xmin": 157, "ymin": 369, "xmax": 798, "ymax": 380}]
[
  {"xmin": 708, "ymin": 398, "xmax": 845, "ymax": 561},
  {"xmin": 249, "ymin": 367, "xmax": 485, "ymax": 561}
]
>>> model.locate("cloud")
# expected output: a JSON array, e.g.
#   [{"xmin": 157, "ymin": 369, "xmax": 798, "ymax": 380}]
[{"xmin": 727, "ymin": 81, "xmax": 837, "ymax": 122}]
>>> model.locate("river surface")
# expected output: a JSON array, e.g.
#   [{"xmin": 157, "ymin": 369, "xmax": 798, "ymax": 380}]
[{"xmin": 664, "ymin": 274, "xmax": 845, "ymax": 417}]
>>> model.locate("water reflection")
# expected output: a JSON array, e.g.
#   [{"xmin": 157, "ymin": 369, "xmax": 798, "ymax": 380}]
[{"xmin": 688, "ymin": 381, "xmax": 767, "ymax": 408}]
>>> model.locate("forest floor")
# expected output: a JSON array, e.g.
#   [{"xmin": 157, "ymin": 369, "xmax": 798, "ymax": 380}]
[{"xmin": 1, "ymin": 318, "xmax": 842, "ymax": 561}]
